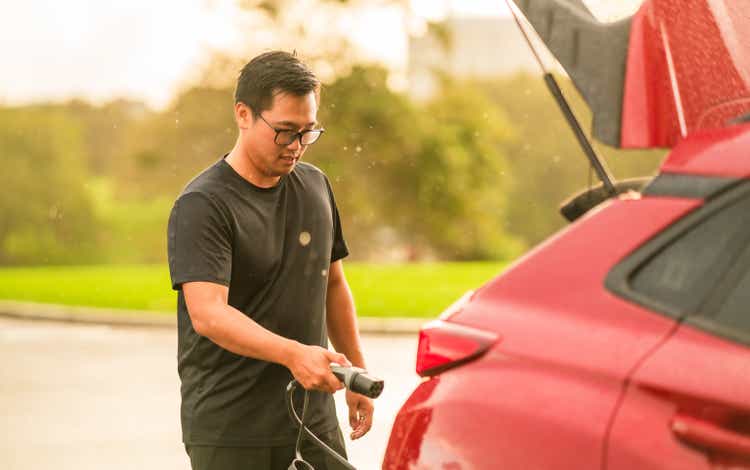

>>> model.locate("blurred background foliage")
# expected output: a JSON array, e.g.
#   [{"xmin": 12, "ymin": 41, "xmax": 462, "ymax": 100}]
[
  {"xmin": 0, "ymin": 69, "xmax": 662, "ymax": 266},
  {"xmin": 0, "ymin": 0, "xmax": 664, "ymax": 266}
]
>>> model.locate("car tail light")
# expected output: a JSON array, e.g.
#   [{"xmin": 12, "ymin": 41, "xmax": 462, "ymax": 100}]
[{"xmin": 416, "ymin": 320, "xmax": 499, "ymax": 377}]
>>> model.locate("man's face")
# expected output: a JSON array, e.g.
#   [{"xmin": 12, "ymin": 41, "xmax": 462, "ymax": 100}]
[{"xmin": 240, "ymin": 91, "xmax": 319, "ymax": 179}]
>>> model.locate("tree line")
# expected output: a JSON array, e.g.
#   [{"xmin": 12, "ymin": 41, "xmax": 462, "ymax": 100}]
[{"xmin": 0, "ymin": 65, "xmax": 663, "ymax": 266}]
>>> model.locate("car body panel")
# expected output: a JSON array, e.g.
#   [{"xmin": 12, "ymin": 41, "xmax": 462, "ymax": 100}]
[
  {"xmin": 453, "ymin": 197, "xmax": 701, "ymax": 379},
  {"xmin": 621, "ymin": 0, "xmax": 750, "ymax": 148},
  {"xmin": 384, "ymin": 348, "xmax": 621, "ymax": 469},
  {"xmin": 608, "ymin": 324, "xmax": 750, "ymax": 469},
  {"xmin": 383, "ymin": 6, "xmax": 750, "ymax": 465},
  {"xmin": 659, "ymin": 124, "xmax": 750, "ymax": 177},
  {"xmin": 383, "ymin": 196, "xmax": 703, "ymax": 469}
]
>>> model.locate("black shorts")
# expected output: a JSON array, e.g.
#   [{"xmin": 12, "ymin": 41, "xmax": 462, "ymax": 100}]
[{"xmin": 185, "ymin": 427, "xmax": 349, "ymax": 470}]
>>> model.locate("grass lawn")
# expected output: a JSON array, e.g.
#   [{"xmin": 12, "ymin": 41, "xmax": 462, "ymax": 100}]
[{"xmin": 0, "ymin": 262, "xmax": 509, "ymax": 318}]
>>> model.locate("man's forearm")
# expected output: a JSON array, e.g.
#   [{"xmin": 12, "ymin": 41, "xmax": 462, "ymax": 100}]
[
  {"xmin": 326, "ymin": 277, "xmax": 366, "ymax": 368},
  {"xmin": 194, "ymin": 302, "xmax": 300, "ymax": 368}
]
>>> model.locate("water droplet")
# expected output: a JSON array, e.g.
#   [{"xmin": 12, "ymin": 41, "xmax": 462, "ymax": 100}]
[
  {"xmin": 48, "ymin": 205, "xmax": 61, "ymax": 220},
  {"xmin": 299, "ymin": 231, "xmax": 311, "ymax": 246}
]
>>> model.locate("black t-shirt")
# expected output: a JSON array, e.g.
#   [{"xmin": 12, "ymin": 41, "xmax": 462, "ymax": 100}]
[{"xmin": 167, "ymin": 156, "xmax": 349, "ymax": 446}]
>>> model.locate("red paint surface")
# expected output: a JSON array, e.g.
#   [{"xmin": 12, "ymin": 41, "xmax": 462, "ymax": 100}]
[
  {"xmin": 382, "ymin": 197, "xmax": 704, "ymax": 469},
  {"xmin": 659, "ymin": 124, "xmax": 750, "ymax": 177},
  {"xmin": 383, "ymin": 11, "xmax": 750, "ymax": 464},
  {"xmin": 621, "ymin": 0, "xmax": 750, "ymax": 148},
  {"xmin": 608, "ymin": 325, "xmax": 750, "ymax": 469}
]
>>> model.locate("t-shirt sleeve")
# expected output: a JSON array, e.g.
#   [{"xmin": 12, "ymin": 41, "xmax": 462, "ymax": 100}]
[
  {"xmin": 167, "ymin": 191, "xmax": 233, "ymax": 291},
  {"xmin": 324, "ymin": 176, "xmax": 349, "ymax": 263}
]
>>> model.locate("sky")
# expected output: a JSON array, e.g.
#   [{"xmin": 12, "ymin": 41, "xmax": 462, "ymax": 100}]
[{"xmin": 0, "ymin": 0, "xmax": 642, "ymax": 110}]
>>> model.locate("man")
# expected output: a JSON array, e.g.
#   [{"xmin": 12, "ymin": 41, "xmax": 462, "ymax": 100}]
[{"xmin": 167, "ymin": 50, "xmax": 373, "ymax": 470}]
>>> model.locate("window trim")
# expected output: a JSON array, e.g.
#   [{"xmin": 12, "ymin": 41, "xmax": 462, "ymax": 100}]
[
  {"xmin": 605, "ymin": 180, "xmax": 750, "ymax": 329},
  {"xmin": 642, "ymin": 173, "xmax": 738, "ymax": 199}
]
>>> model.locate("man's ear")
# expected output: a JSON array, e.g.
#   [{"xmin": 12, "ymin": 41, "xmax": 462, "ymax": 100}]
[{"xmin": 235, "ymin": 102, "xmax": 253, "ymax": 130}]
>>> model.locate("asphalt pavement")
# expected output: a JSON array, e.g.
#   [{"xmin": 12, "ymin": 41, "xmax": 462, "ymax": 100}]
[{"xmin": 0, "ymin": 317, "xmax": 421, "ymax": 470}]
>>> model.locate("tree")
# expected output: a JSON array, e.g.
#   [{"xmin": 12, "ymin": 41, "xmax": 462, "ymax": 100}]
[
  {"xmin": 480, "ymin": 73, "xmax": 664, "ymax": 244},
  {"xmin": 0, "ymin": 107, "xmax": 98, "ymax": 265},
  {"xmin": 112, "ymin": 86, "xmax": 236, "ymax": 198},
  {"xmin": 311, "ymin": 66, "xmax": 525, "ymax": 260}
]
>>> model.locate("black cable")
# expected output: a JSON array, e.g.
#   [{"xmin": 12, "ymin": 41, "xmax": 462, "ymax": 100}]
[
  {"xmin": 285, "ymin": 380, "xmax": 356, "ymax": 470},
  {"xmin": 293, "ymin": 386, "xmax": 309, "ymax": 463}
]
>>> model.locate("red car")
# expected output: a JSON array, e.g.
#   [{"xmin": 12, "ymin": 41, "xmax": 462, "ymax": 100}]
[{"xmin": 383, "ymin": 0, "xmax": 750, "ymax": 468}]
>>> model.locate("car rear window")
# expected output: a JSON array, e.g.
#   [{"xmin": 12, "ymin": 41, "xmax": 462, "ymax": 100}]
[
  {"xmin": 711, "ymin": 264, "xmax": 750, "ymax": 334},
  {"xmin": 607, "ymin": 180, "xmax": 750, "ymax": 346},
  {"xmin": 630, "ymin": 192, "xmax": 750, "ymax": 314}
]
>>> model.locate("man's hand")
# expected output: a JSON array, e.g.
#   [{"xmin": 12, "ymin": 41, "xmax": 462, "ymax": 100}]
[
  {"xmin": 286, "ymin": 343, "xmax": 350, "ymax": 394},
  {"xmin": 346, "ymin": 390, "xmax": 374, "ymax": 440}
]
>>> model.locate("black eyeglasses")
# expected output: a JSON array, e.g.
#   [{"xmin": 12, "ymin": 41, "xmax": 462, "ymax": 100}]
[{"xmin": 257, "ymin": 114, "xmax": 325, "ymax": 146}]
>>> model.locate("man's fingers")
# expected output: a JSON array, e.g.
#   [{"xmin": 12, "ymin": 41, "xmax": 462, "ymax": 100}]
[
  {"xmin": 350, "ymin": 415, "xmax": 371, "ymax": 440},
  {"xmin": 299, "ymin": 372, "xmax": 342, "ymax": 393},
  {"xmin": 328, "ymin": 373, "xmax": 344, "ymax": 393},
  {"xmin": 350, "ymin": 415, "xmax": 364, "ymax": 440},
  {"xmin": 326, "ymin": 350, "xmax": 350, "ymax": 367},
  {"xmin": 350, "ymin": 401, "xmax": 373, "ymax": 440}
]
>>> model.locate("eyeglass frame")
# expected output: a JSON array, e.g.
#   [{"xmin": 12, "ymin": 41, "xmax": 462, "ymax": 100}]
[{"xmin": 256, "ymin": 113, "xmax": 325, "ymax": 146}]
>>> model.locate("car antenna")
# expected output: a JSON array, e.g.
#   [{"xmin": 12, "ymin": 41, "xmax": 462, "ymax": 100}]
[{"xmin": 504, "ymin": 0, "xmax": 617, "ymax": 196}]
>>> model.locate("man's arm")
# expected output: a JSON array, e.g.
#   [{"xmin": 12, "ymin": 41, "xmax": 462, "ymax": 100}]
[
  {"xmin": 326, "ymin": 260, "xmax": 374, "ymax": 439},
  {"xmin": 183, "ymin": 281, "xmax": 347, "ymax": 394},
  {"xmin": 326, "ymin": 261, "xmax": 365, "ymax": 367}
]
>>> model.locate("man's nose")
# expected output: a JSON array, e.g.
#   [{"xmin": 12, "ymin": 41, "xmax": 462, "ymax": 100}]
[{"xmin": 286, "ymin": 137, "xmax": 303, "ymax": 151}]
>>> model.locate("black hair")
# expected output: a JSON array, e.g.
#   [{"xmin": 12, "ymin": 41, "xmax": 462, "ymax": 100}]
[{"xmin": 234, "ymin": 51, "xmax": 320, "ymax": 117}]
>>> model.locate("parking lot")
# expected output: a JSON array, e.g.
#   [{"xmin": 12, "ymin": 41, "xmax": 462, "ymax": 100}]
[{"xmin": 0, "ymin": 317, "xmax": 420, "ymax": 470}]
